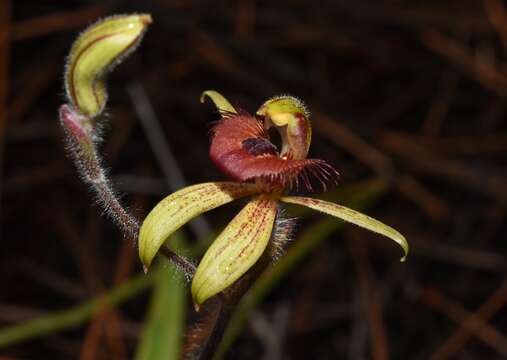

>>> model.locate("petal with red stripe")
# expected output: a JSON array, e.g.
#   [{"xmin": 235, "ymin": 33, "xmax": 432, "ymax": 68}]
[
  {"xmin": 139, "ymin": 182, "xmax": 260, "ymax": 269},
  {"xmin": 281, "ymin": 196, "xmax": 408, "ymax": 261}
]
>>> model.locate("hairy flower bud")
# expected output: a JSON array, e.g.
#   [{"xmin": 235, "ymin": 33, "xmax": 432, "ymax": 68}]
[{"xmin": 64, "ymin": 14, "xmax": 152, "ymax": 118}]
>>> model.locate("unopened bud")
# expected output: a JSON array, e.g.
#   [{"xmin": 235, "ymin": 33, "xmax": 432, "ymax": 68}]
[{"xmin": 64, "ymin": 14, "xmax": 152, "ymax": 118}]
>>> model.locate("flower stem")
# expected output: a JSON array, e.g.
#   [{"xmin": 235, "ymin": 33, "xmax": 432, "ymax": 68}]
[
  {"xmin": 59, "ymin": 104, "xmax": 193, "ymax": 277},
  {"xmin": 60, "ymin": 104, "xmax": 140, "ymax": 238},
  {"xmin": 159, "ymin": 244, "xmax": 196, "ymax": 277}
]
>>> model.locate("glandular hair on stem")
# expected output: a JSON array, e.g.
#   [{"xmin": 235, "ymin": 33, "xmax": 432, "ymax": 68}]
[
  {"xmin": 60, "ymin": 105, "xmax": 140, "ymax": 240},
  {"xmin": 267, "ymin": 209, "xmax": 297, "ymax": 262}
]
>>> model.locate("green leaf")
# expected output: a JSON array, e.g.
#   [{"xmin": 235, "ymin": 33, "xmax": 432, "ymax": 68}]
[
  {"xmin": 0, "ymin": 273, "xmax": 154, "ymax": 348},
  {"xmin": 135, "ymin": 233, "xmax": 187, "ymax": 360}
]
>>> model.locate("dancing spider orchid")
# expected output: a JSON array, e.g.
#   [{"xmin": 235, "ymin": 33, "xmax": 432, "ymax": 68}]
[
  {"xmin": 55, "ymin": 13, "xmax": 405, "ymax": 310},
  {"xmin": 139, "ymin": 91, "xmax": 408, "ymax": 306}
]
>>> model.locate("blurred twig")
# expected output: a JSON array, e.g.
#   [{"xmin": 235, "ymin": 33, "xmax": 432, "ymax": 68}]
[
  {"xmin": 11, "ymin": 5, "xmax": 106, "ymax": 41},
  {"xmin": 11, "ymin": 52, "xmax": 61, "ymax": 122},
  {"xmin": 127, "ymin": 81, "xmax": 212, "ymax": 240},
  {"xmin": 18, "ymin": 260, "xmax": 87, "ymax": 300},
  {"xmin": 349, "ymin": 233, "xmax": 390, "ymax": 360},
  {"xmin": 430, "ymin": 279, "xmax": 507, "ymax": 359},
  {"xmin": 52, "ymin": 209, "xmax": 126, "ymax": 360},
  {"xmin": 379, "ymin": 131, "xmax": 507, "ymax": 201},
  {"xmin": 421, "ymin": 29, "xmax": 507, "ymax": 96},
  {"xmin": 420, "ymin": 286, "xmax": 507, "ymax": 359},
  {"xmin": 0, "ymin": 0, "xmax": 11, "ymax": 222},
  {"xmin": 409, "ymin": 236, "xmax": 507, "ymax": 272},
  {"xmin": 382, "ymin": 130, "xmax": 507, "ymax": 156},
  {"xmin": 312, "ymin": 110, "xmax": 450, "ymax": 220},
  {"xmin": 421, "ymin": 68, "xmax": 458, "ymax": 135},
  {"xmin": 484, "ymin": 0, "xmax": 507, "ymax": 49}
]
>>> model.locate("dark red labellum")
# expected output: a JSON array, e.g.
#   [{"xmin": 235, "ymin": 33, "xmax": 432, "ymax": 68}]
[
  {"xmin": 209, "ymin": 111, "xmax": 339, "ymax": 191},
  {"xmin": 242, "ymin": 138, "xmax": 278, "ymax": 156}
]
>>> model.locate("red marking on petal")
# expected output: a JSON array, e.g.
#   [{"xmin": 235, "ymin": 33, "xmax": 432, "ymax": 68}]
[{"xmin": 209, "ymin": 112, "xmax": 339, "ymax": 191}]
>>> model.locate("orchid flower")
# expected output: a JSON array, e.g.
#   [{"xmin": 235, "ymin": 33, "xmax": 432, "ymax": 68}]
[{"xmin": 139, "ymin": 91, "xmax": 408, "ymax": 307}]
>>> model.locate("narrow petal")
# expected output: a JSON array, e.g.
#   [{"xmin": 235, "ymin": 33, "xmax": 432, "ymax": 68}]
[
  {"xmin": 139, "ymin": 182, "xmax": 260, "ymax": 269},
  {"xmin": 191, "ymin": 195, "xmax": 278, "ymax": 305},
  {"xmin": 200, "ymin": 90, "xmax": 238, "ymax": 114},
  {"xmin": 280, "ymin": 196, "xmax": 408, "ymax": 261}
]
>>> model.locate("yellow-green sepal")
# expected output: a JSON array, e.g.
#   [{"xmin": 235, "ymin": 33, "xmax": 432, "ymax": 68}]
[
  {"xmin": 139, "ymin": 182, "xmax": 259, "ymax": 270},
  {"xmin": 191, "ymin": 195, "xmax": 278, "ymax": 305},
  {"xmin": 280, "ymin": 196, "xmax": 408, "ymax": 261},
  {"xmin": 65, "ymin": 14, "xmax": 152, "ymax": 118}
]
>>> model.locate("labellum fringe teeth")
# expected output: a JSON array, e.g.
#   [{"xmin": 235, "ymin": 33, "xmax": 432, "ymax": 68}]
[{"xmin": 253, "ymin": 158, "xmax": 339, "ymax": 193}]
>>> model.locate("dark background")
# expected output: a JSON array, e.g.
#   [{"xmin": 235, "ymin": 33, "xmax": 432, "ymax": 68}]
[{"xmin": 2, "ymin": 0, "xmax": 507, "ymax": 359}]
